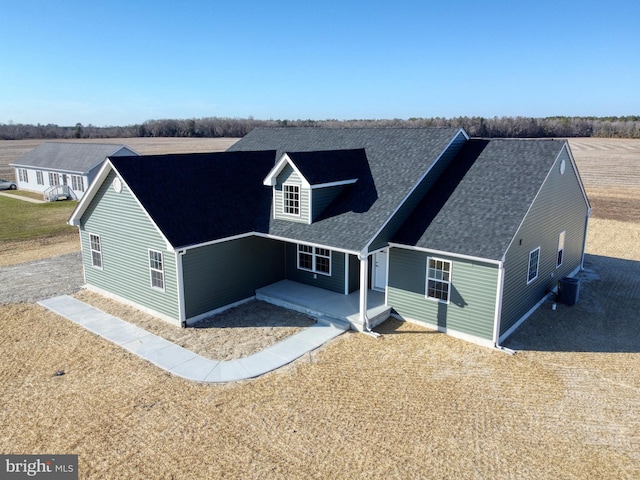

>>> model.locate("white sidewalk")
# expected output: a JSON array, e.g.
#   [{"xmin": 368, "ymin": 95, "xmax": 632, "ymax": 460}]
[{"xmin": 39, "ymin": 295, "xmax": 348, "ymax": 383}]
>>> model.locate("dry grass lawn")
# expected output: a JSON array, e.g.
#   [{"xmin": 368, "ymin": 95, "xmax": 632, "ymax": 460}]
[{"xmin": 1, "ymin": 137, "xmax": 639, "ymax": 479}]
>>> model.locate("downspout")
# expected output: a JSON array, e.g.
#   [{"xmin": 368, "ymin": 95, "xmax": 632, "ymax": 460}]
[
  {"xmin": 358, "ymin": 252, "xmax": 380, "ymax": 337},
  {"xmin": 581, "ymin": 207, "xmax": 592, "ymax": 270},
  {"xmin": 493, "ymin": 260, "xmax": 514, "ymax": 354},
  {"xmin": 358, "ymin": 253, "xmax": 370, "ymax": 331},
  {"xmin": 176, "ymin": 249, "xmax": 187, "ymax": 328}
]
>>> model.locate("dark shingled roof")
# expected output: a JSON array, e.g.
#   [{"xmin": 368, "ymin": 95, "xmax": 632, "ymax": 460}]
[
  {"xmin": 284, "ymin": 149, "xmax": 368, "ymax": 185},
  {"xmin": 392, "ymin": 138, "xmax": 568, "ymax": 260},
  {"xmin": 229, "ymin": 127, "xmax": 462, "ymax": 251},
  {"xmin": 109, "ymin": 151, "xmax": 276, "ymax": 249},
  {"xmin": 12, "ymin": 142, "xmax": 133, "ymax": 174}
]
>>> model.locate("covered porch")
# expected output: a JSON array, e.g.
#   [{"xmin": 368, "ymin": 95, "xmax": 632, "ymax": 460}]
[{"xmin": 256, "ymin": 280, "xmax": 392, "ymax": 331}]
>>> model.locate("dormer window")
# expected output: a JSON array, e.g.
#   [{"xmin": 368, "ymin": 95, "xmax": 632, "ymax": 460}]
[{"xmin": 283, "ymin": 183, "xmax": 300, "ymax": 216}]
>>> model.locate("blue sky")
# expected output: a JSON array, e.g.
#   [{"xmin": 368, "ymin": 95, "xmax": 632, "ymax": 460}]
[{"xmin": 1, "ymin": 0, "xmax": 638, "ymax": 126}]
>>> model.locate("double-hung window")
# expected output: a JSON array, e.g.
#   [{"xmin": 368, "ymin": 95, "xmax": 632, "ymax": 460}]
[
  {"xmin": 283, "ymin": 183, "xmax": 300, "ymax": 216},
  {"xmin": 556, "ymin": 231, "xmax": 565, "ymax": 268},
  {"xmin": 36, "ymin": 171, "xmax": 44, "ymax": 185},
  {"xmin": 18, "ymin": 169, "xmax": 28, "ymax": 182},
  {"xmin": 49, "ymin": 172, "xmax": 60, "ymax": 186},
  {"xmin": 426, "ymin": 257, "xmax": 452, "ymax": 303},
  {"xmin": 89, "ymin": 234, "xmax": 102, "ymax": 269},
  {"xmin": 528, "ymin": 247, "xmax": 540, "ymax": 284},
  {"xmin": 297, "ymin": 244, "xmax": 331, "ymax": 275},
  {"xmin": 71, "ymin": 175, "xmax": 85, "ymax": 192},
  {"xmin": 149, "ymin": 250, "xmax": 165, "ymax": 290}
]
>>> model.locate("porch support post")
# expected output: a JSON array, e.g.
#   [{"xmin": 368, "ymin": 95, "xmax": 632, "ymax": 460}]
[{"xmin": 359, "ymin": 253, "xmax": 370, "ymax": 331}]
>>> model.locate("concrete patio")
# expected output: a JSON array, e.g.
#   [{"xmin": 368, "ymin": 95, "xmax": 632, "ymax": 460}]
[{"xmin": 256, "ymin": 279, "xmax": 392, "ymax": 330}]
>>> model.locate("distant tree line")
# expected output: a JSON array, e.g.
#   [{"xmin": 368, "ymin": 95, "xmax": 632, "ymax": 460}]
[{"xmin": 1, "ymin": 116, "xmax": 639, "ymax": 140}]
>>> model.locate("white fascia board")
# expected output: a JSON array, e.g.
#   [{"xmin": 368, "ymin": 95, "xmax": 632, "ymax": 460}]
[
  {"xmin": 174, "ymin": 232, "xmax": 256, "ymax": 252},
  {"xmin": 362, "ymin": 128, "xmax": 469, "ymax": 255},
  {"xmin": 254, "ymin": 232, "xmax": 359, "ymax": 256},
  {"xmin": 263, "ymin": 153, "xmax": 311, "ymax": 188},
  {"xmin": 175, "ymin": 231, "xmax": 360, "ymax": 256},
  {"xmin": 68, "ymin": 159, "xmax": 115, "ymax": 226},
  {"xmin": 310, "ymin": 179, "xmax": 358, "ymax": 189},
  {"xmin": 388, "ymin": 242, "xmax": 503, "ymax": 266}
]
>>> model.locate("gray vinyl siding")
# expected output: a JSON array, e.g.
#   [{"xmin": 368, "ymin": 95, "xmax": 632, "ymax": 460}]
[
  {"xmin": 274, "ymin": 164, "xmax": 310, "ymax": 223},
  {"xmin": 80, "ymin": 170, "xmax": 179, "ymax": 320},
  {"xmin": 311, "ymin": 185, "xmax": 346, "ymax": 221},
  {"xmin": 369, "ymin": 131, "xmax": 468, "ymax": 251},
  {"xmin": 285, "ymin": 243, "xmax": 346, "ymax": 293},
  {"xmin": 182, "ymin": 236, "xmax": 285, "ymax": 319},
  {"xmin": 388, "ymin": 248, "xmax": 499, "ymax": 341},
  {"xmin": 500, "ymin": 146, "xmax": 589, "ymax": 335}
]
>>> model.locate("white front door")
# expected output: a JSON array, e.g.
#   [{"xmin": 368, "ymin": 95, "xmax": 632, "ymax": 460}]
[{"xmin": 373, "ymin": 251, "xmax": 388, "ymax": 292}]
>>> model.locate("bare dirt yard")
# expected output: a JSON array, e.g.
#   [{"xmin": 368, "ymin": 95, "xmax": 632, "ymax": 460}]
[{"xmin": 0, "ymin": 137, "xmax": 639, "ymax": 479}]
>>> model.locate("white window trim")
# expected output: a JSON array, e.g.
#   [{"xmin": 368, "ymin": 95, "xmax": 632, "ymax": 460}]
[
  {"xmin": 297, "ymin": 244, "xmax": 332, "ymax": 276},
  {"xmin": 36, "ymin": 171, "xmax": 44, "ymax": 185},
  {"xmin": 89, "ymin": 233, "xmax": 103, "ymax": 270},
  {"xmin": 48, "ymin": 172, "xmax": 60, "ymax": 186},
  {"xmin": 149, "ymin": 249, "xmax": 165, "ymax": 291},
  {"xmin": 527, "ymin": 247, "xmax": 540, "ymax": 284},
  {"xmin": 18, "ymin": 168, "xmax": 28, "ymax": 183},
  {"xmin": 426, "ymin": 256, "xmax": 452, "ymax": 304},
  {"xmin": 282, "ymin": 183, "xmax": 301, "ymax": 217},
  {"xmin": 71, "ymin": 175, "xmax": 85, "ymax": 192},
  {"xmin": 556, "ymin": 231, "xmax": 566, "ymax": 268}
]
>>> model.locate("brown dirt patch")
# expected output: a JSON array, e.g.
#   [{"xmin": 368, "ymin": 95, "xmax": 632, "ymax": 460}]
[
  {"xmin": 74, "ymin": 290, "xmax": 315, "ymax": 361},
  {"xmin": 0, "ymin": 231, "xmax": 79, "ymax": 267}
]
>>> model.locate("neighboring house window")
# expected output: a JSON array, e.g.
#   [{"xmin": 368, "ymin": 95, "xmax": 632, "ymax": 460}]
[
  {"xmin": 528, "ymin": 247, "xmax": 540, "ymax": 284},
  {"xmin": 18, "ymin": 169, "xmax": 28, "ymax": 182},
  {"xmin": 557, "ymin": 231, "xmax": 566, "ymax": 268},
  {"xmin": 49, "ymin": 172, "xmax": 60, "ymax": 186},
  {"xmin": 36, "ymin": 171, "xmax": 44, "ymax": 185},
  {"xmin": 71, "ymin": 175, "xmax": 85, "ymax": 192},
  {"xmin": 297, "ymin": 244, "xmax": 331, "ymax": 275},
  {"xmin": 283, "ymin": 183, "xmax": 300, "ymax": 216},
  {"xmin": 426, "ymin": 257, "xmax": 452, "ymax": 303},
  {"xmin": 149, "ymin": 250, "xmax": 165, "ymax": 290},
  {"xmin": 89, "ymin": 234, "xmax": 102, "ymax": 269}
]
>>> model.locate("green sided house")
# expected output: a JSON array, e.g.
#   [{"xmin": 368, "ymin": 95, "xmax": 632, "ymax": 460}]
[{"xmin": 68, "ymin": 127, "xmax": 590, "ymax": 349}]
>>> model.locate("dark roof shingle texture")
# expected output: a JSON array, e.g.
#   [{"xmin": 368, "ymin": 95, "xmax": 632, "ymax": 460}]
[
  {"xmin": 109, "ymin": 151, "xmax": 276, "ymax": 249},
  {"xmin": 229, "ymin": 127, "xmax": 461, "ymax": 251},
  {"xmin": 392, "ymin": 138, "xmax": 568, "ymax": 260}
]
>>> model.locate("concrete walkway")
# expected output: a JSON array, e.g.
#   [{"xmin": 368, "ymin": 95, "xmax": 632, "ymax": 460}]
[
  {"xmin": 0, "ymin": 191, "xmax": 46, "ymax": 203},
  {"xmin": 38, "ymin": 295, "xmax": 349, "ymax": 383}
]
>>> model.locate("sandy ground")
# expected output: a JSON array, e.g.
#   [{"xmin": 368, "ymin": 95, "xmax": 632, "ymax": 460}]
[
  {"xmin": 0, "ymin": 138, "xmax": 639, "ymax": 479},
  {"xmin": 74, "ymin": 290, "xmax": 315, "ymax": 361}
]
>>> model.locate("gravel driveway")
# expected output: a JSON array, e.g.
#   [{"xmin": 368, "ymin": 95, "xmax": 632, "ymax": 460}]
[{"xmin": 0, "ymin": 252, "xmax": 83, "ymax": 304}]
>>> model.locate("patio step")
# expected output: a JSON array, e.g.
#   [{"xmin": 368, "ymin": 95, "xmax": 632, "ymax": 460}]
[
  {"xmin": 348, "ymin": 305, "xmax": 393, "ymax": 332},
  {"xmin": 315, "ymin": 314, "xmax": 351, "ymax": 331}
]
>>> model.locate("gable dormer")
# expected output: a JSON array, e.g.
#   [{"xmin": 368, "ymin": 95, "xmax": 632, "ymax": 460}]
[{"xmin": 263, "ymin": 149, "xmax": 366, "ymax": 224}]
